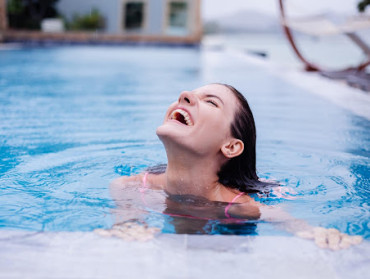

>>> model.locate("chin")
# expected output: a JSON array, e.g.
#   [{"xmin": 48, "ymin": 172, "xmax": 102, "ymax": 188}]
[
  {"xmin": 156, "ymin": 123, "xmax": 180, "ymax": 140},
  {"xmin": 156, "ymin": 124, "xmax": 210, "ymax": 157},
  {"xmin": 156, "ymin": 123, "xmax": 191, "ymax": 148},
  {"xmin": 155, "ymin": 124, "xmax": 166, "ymax": 138}
]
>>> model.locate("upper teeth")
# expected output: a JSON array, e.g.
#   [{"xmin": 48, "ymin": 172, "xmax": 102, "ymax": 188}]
[{"xmin": 170, "ymin": 109, "xmax": 193, "ymax": 126}]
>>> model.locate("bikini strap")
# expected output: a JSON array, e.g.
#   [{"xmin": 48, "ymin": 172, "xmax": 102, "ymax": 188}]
[
  {"xmin": 142, "ymin": 172, "xmax": 148, "ymax": 189},
  {"xmin": 224, "ymin": 192, "xmax": 245, "ymax": 219},
  {"xmin": 139, "ymin": 172, "xmax": 149, "ymax": 205}
]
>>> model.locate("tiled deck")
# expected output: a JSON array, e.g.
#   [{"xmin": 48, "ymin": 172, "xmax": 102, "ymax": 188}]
[{"xmin": 1, "ymin": 230, "xmax": 369, "ymax": 279}]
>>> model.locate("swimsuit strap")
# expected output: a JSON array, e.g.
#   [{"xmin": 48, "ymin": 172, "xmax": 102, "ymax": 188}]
[
  {"xmin": 224, "ymin": 192, "xmax": 245, "ymax": 219},
  {"xmin": 139, "ymin": 172, "xmax": 149, "ymax": 205},
  {"xmin": 142, "ymin": 172, "xmax": 148, "ymax": 189}
]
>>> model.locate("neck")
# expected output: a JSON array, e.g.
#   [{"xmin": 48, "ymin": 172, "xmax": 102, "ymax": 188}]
[{"xmin": 163, "ymin": 144, "xmax": 226, "ymax": 200}]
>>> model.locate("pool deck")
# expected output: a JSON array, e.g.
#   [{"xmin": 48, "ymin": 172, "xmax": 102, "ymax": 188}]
[
  {"xmin": 0, "ymin": 230, "xmax": 369, "ymax": 279},
  {"xmin": 226, "ymin": 48, "xmax": 370, "ymax": 121}
]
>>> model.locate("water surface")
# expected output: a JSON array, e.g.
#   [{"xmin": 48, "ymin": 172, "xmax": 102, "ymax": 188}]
[{"xmin": 0, "ymin": 46, "xmax": 369, "ymax": 238}]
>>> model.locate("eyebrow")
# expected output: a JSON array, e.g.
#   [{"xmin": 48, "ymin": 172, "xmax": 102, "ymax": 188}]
[{"xmin": 204, "ymin": 94, "xmax": 224, "ymax": 105}]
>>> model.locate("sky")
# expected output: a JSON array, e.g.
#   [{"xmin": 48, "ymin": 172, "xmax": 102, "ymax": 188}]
[{"xmin": 202, "ymin": 0, "xmax": 363, "ymax": 20}]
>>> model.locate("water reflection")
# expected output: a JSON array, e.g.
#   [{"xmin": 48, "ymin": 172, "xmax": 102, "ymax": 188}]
[{"xmin": 111, "ymin": 185, "xmax": 258, "ymax": 236}]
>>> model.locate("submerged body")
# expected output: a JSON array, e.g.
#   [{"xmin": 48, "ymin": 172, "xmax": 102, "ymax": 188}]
[
  {"xmin": 110, "ymin": 168, "xmax": 362, "ymax": 248},
  {"xmin": 108, "ymin": 84, "xmax": 362, "ymax": 249},
  {"xmin": 111, "ymin": 170, "xmax": 260, "ymax": 220}
]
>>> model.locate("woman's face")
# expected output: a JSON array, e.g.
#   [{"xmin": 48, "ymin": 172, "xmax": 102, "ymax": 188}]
[{"xmin": 156, "ymin": 84, "xmax": 239, "ymax": 156}]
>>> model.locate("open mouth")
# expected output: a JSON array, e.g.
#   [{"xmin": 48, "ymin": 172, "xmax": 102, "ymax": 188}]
[{"xmin": 169, "ymin": 108, "xmax": 193, "ymax": 126}]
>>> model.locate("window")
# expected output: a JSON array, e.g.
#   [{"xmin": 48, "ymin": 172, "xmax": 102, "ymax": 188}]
[
  {"xmin": 124, "ymin": 2, "xmax": 144, "ymax": 31},
  {"xmin": 167, "ymin": 2, "xmax": 188, "ymax": 35}
]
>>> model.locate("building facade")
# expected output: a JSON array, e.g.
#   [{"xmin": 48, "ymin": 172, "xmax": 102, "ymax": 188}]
[{"xmin": 57, "ymin": 0, "xmax": 201, "ymax": 39}]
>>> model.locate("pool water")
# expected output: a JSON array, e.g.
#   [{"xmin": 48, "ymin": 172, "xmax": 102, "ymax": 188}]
[{"xmin": 0, "ymin": 46, "xmax": 369, "ymax": 238}]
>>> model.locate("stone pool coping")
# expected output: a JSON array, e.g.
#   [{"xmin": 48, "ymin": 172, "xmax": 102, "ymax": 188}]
[{"xmin": 0, "ymin": 230, "xmax": 369, "ymax": 279}]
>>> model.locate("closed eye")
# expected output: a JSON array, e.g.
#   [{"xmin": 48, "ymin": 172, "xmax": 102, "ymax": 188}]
[{"xmin": 206, "ymin": 99, "xmax": 218, "ymax": 107}]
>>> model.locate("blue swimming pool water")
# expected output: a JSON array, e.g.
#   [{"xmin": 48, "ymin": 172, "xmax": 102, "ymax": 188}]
[{"xmin": 0, "ymin": 46, "xmax": 369, "ymax": 238}]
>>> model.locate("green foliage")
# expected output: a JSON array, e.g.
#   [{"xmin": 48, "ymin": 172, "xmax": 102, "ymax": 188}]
[
  {"xmin": 7, "ymin": 0, "xmax": 60, "ymax": 29},
  {"xmin": 7, "ymin": 0, "xmax": 24, "ymax": 15},
  {"xmin": 358, "ymin": 0, "xmax": 370, "ymax": 12},
  {"xmin": 67, "ymin": 8, "xmax": 105, "ymax": 31}
]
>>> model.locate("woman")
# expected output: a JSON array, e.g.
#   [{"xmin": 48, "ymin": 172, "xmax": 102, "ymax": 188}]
[{"xmin": 109, "ymin": 83, "xmax": 362, "ymax": 249}]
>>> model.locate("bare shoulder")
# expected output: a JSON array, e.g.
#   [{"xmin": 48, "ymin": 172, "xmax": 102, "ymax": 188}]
[
  {"xmin": 146, "ymin": 172, "xmax": 166, "ymax": 190},
  {"xmin": 238, "ymin": 193, "xmax": 260, "ymax": 205},
  {"xmin": 110, "ymin": 174, "xmax": 143, "ymax": 188},
  {"xmin": 229, "ymin": 195, "xmax": 262, "ymax": 219},
  {"xmin": 110, "ymin": 172, "xmax": 166, "ymax": 190}
]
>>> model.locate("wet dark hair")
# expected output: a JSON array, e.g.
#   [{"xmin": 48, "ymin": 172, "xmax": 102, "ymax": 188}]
[
  {"xmin": 216, "ymin": 84, "xmax": 267, "ymax": 193},
  {"xmin": 148, "ymin": 84, "xmax": 272, "ymax": 193}
]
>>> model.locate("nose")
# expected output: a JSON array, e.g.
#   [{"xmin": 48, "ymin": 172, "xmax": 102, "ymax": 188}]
[{"xmin": 178, "ymin": 91, "xmax": 195, "ymax": 106}]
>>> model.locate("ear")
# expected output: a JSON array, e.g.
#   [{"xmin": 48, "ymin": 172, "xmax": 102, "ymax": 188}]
[{"xmin": 221, "ymin": 139, "xmax": 244, "ymax": 159}]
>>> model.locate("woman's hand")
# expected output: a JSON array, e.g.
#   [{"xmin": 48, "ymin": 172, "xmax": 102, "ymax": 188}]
[
  {"xmin": 296, "ymin": 227, "xmax": 363, "ymax": 250},
  {"xmin": 260, "ymin": 205, "xmax": 363, "ymax": 250}
]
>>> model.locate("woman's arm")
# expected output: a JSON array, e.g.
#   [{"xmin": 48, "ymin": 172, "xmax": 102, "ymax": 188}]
[
  {"xmin": 110, "ymin": 175, "xmax": 143, "ymax": 195},
  {"xmin": 109, "ymin": 174, "xmax": 145, "ymax": 224},
  {"xmin": 259, "ymin": 205, "xmax": 363, "ymax": 250},
  {"xmin": 94, "ymin": 174, "xmax": 161, "ymax": 241}
]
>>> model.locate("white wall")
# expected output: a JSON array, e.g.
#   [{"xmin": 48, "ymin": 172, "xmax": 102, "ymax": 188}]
[{"xmin": 57, "ymin": 0, "xmax": 200, "ymax": 36}]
